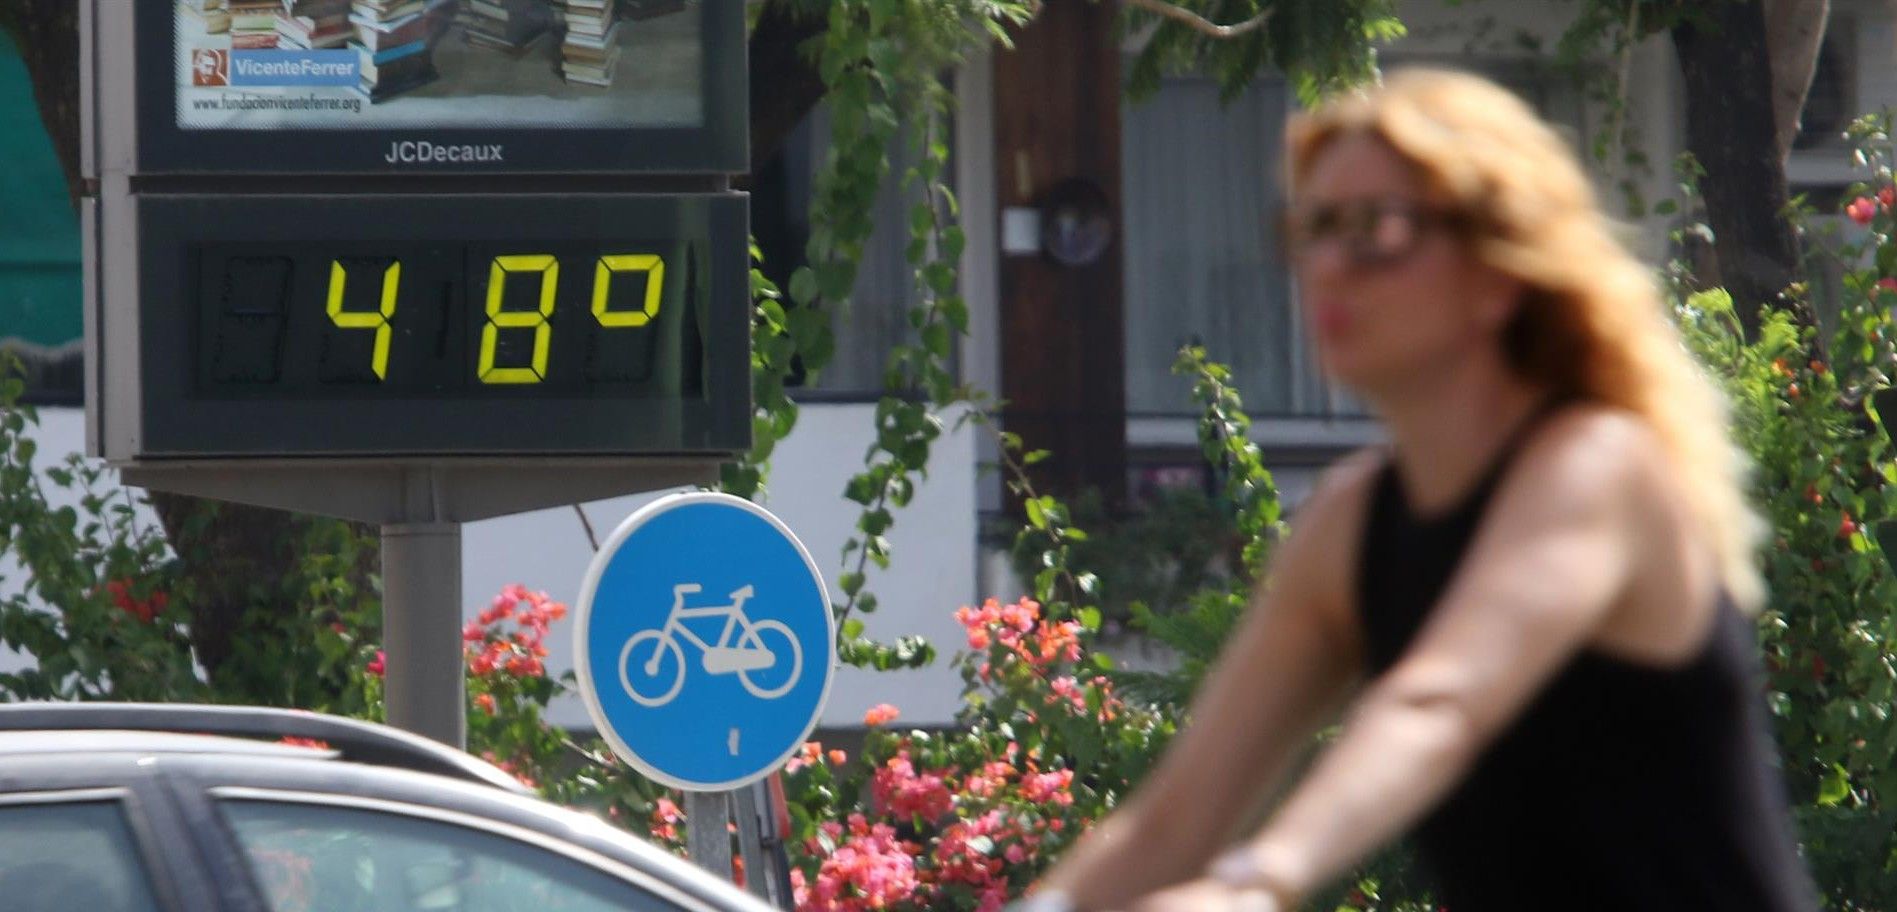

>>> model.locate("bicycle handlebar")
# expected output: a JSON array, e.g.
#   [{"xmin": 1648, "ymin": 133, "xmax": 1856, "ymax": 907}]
[{"xmin": 674, "ymin": 583, "xmax": 703, "ymax": 596}]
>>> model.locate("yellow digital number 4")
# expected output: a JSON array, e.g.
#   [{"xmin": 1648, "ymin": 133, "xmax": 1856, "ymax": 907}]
[
  {"xmin": 478, "ymin": 254, "xmax": 559, "ymax": 384},
  {"xmin": 326, "ymin": 259, "xmax": 400, "ymax": 380}
]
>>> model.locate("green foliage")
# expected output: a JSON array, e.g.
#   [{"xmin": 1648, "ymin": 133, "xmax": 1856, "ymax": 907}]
[
  {"xmin": 1006, "ymin": 486, "xmax": 1233, "ymax": 630},
  {"xmin": 0, "ymin": 385, "xmax": 196, "ymax": 700},
  {"xmin": 1120, "ymin": 0, "xmax": 1404, "ymax": 106},
  {"xmin": 0, "ymin": 360, "xmax": 376, "ymax": 707}
]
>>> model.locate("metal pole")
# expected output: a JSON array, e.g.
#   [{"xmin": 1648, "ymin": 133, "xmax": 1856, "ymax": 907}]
[
  {"xmin": 732, "ymin": 786, "xmax": 771, "ymax": 902},
  {"xmin": 685, "ymin": 790, "xmax": 733, "ymax": 878},
  {"xmin": 381, "ymin": 522, "xmax": 465, "ymax": 748}
]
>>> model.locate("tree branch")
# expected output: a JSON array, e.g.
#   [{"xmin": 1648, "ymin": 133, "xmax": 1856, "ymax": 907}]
[{"xmin": 1124, "ymin": 0, "xmax": 1272, "ymax": 39}]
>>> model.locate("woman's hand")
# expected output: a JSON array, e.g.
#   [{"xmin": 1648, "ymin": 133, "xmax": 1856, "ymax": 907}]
[{"xmin": 1128, "ymin": 879, "xmax": 1284, "ymax": 912}]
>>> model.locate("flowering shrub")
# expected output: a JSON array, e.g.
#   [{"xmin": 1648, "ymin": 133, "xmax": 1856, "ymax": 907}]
[{"xmin": 763, "ymin": 596, "xmax": 1168, "ymax": 912}]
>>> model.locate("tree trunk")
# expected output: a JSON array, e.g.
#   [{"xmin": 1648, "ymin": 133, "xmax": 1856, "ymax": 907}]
[
  {"xmin": 1765, "ymin": 0, "xmax": 1830, "ymax": 166},
  {"xmin": 1, "ymin": 0, "xmax": 828, "ymax": 681},
  {"xmin": 1672, "ymin": 1, "xmax": 1805, "ymax": 338}
]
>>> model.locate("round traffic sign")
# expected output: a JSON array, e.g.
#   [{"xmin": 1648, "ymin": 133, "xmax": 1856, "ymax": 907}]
[{"xmin": 575, "ymin": 492, "xmax": 835, "ymax": 791}]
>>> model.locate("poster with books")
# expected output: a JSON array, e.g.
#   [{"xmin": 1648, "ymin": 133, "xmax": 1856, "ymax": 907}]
[{"xmin": 175, "ymin": 0, "xmax": 700, "ymax": 129}]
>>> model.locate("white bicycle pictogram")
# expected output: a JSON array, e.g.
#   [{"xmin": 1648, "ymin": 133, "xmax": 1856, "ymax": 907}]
[{"xmin": 618, "ymin": 583, "xmax": 803, "ymax": 707}]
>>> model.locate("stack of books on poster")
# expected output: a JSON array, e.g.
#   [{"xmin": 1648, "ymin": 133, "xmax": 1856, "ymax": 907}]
[
  {"xmin": 277, "ymin": 0, "xmax": 353, "ymax": 49},
  {"xmin": 559, "ymin": 0, "xmax": 620, "ymax": 87},
  {"xmin": 348, "ymin": 0, "xmax": 453, "ymax": 102},
  {"xmin": 183, "ymin": 0, "xmax": 233, "ymax": 35},
  {"xmin": 229, "ymin": 0, "xmax": 283, "ymax": 47},
  {"xmin": 460, "ymin": 0, "xmax": 555, "ymax": 55}
]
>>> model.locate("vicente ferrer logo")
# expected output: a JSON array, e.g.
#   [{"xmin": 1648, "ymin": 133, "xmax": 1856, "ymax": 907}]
[{"xmin": 191, "ymin": 49, "xmax": 229, "ymax": 87}]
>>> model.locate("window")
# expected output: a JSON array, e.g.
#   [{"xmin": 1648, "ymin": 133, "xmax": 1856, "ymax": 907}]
[
  {"xmin": 222, "ymin": 799, "xmax": 688, "ymax": 912},
  {"xmin": 0, "ymin": 799, "xmax": 163, "ymax": 912},
  {"xmin": 1120, "ymin": 76, "xmax": 1358, "ymax": 420},
  {"xmin": 752, "ymin": 104, "xmax": 948, "ymax": 397},
  {"xmin": 1794, "ymin": 20, "xmax": 1853, "ymax": 152}
]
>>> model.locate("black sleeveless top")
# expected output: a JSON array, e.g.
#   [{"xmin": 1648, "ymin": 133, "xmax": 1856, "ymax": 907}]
[{"xmin": 1356, "ymin": 403, "xmax": 1819, "ymax": 911}]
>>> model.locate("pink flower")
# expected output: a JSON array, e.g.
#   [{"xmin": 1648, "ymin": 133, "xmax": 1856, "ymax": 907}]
[
  {"xmin": 785, "ymin": 741, "xmax": 824, "ymax": 773},
  {"xmin": 802, "ymin": 815, "xmax": 921, "ymax": 911},
  {"xmin": 1878, "ymin": 277, "xmax": 1897, "ymax": 294},
  {"xmin": 863, "ymin": 703, "xmax": 900, "ymax": 727},
  {"xmin": 1021, "ymin": 768, "xmax": 1075, "ymax": 806},
  {"xmin": 1047, "ymin": 675, "xmax": 1086, "ymax": 712},
  {"xmin": 870, "ymin": 752, "xmax": 954, "ymax": 822},
  {"xmin": 365, "ymin": 650, "xmax": 386, "ymax": 678},
  {"xmin": 1848, "ymin": 196, "xmax": 1878, "ymax": 225},
  {"xmin": 650, "ymin": 797, "xmax": 683, "ymax": 842}
]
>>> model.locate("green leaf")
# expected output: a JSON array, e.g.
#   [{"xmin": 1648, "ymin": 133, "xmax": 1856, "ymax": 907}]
[
  {"xmin": 1818, "ymin": 762, "xmax": 1852, "ymax": 806},
  {"xmin": 923, "ymin": 323, "xmax": 951, "ymax": 359},
  {"xmin": 1025, "ymin": 498, "xmax": 1048, "ymax": 530},
  {"xmin": 788, "ymin": 267, "xmax": 818, "ymax": 306},
  {"xmin": 839, "ymin": 572, "xmax": 865, "ymax": 596}
]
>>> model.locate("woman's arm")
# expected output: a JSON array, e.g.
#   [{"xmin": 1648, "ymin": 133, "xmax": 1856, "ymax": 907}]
[
  {"xmin": 1145, "ymin": 412, "xmax": 1658, "ymax": 910},
  {"xmin": 1034, "ymin": 459, "xmax": 1374, "ymax": 910}
]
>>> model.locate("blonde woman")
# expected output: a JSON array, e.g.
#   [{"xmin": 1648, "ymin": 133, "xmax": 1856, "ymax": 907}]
[{"xmin": 1025, "ymin": 69, "xmax": 1818, "ymax": 912}]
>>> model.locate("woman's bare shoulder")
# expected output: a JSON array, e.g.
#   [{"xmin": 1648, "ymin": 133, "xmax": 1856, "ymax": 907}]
[
  {"xmin": 1520, "ymin": 403, "xmax": 1672, "ymax": 494},
  {"xmin": 1272, "ymin": 448, "xmax": 1387, "ymax": 598}
]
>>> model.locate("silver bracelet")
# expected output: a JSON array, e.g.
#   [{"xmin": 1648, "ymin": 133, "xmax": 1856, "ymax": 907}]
[
  {"xmin": 1208, "ymin": 847, "xmax": 1264, "ymax": 889},
  {"xmin": 1209, "ymin": 848, "xmax": 1290, "ymax": 910}
]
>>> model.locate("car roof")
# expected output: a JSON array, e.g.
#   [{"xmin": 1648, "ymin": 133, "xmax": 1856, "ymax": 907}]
[
  {"xmin": 0, "ymin": 702, "xmax": 528, "ymax": 794},
  {"xmin": 0, "ymin": 729, "xmax": 337, "ymax": 759}
]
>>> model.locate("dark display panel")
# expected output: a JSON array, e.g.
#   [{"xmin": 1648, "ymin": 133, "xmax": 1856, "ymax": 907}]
[
  {"xmin": 195, "ymin": 240, "xmax": 691, "ymax": 397},
  {"xmin": 135, "ymin": 193, "xmax": 749, "ymax": 458}
]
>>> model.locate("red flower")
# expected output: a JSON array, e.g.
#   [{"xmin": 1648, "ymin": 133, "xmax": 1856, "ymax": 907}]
[
  {"xmin": 278, "ymin": 737, "xmax": 331, "ymax": 750},
  {"xmin": 863, "ymin": 703, "xmax": 900, "ymax": 727},
  {"xmin": 365, "ymin": 650, "xmax": 386, "ymax": 678},
  {"xmin": 474, "ymin": 693, "xmax": 497, "ymax": 715},
  {"xmin": 1848, "ymin": 196, "xmax": 1878, "ymax": 225},
  {"xmin": 1880, "ymin": 186, "xmax": 1894, "ymax": 209},
  {"xmin": 1879, "ymin": 277, "xmax": 1897, "ymax": 294},
  {"xmin": 105, "ymin": 578, "xmax": 164, "ymax": 623}
]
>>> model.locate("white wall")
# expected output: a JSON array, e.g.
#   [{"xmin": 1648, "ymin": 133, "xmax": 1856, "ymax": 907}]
[
  {"xmin": 1, "ymin": 404, "xmax": 980, "ymax": 729},
  {"xmin": 470, "ymin": 401, "xmax": 979, "ymax": 728}
]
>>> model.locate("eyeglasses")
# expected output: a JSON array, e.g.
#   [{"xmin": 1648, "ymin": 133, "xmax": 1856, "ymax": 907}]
[{"xmin": 1279, "ymin": 199, "xmax": 1470, "ymax": 270}]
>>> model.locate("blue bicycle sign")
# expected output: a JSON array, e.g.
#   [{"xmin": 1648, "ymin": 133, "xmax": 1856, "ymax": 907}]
[
  {"xmin": 620, "ymin": 583, "xmax": 804, "ymax": 706},
  {"xmin": 575, "ymin": 492, "xmax": 835, "ymax": 792}
]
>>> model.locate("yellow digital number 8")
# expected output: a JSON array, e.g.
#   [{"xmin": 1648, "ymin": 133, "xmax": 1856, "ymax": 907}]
[
  {"xmin": 478, "ymin": 254, "xmax": 558, "ymax": 384},
  {"xmin": 593, "ymin": 254, "xmax": 664, "ymax": 327},
  {"xmin": 327, "ymin": 259, "xmax": 399, "ymax": 380}
]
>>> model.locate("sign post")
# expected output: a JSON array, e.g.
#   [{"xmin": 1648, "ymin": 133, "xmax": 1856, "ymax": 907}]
[
  {"xmin": 81, "ymin": 2, "xmax": 751, "ymax": 746},
  {"xmin": 575, "ymin": 492, "xmax": 835, "ymax": 885}
]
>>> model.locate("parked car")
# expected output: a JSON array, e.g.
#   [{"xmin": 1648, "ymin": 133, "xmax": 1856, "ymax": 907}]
[{"xmin": 0, "ymin": 702, "xmax": 773, "ymax": 912}]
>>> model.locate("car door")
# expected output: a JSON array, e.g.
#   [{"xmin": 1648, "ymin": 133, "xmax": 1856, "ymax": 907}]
[
  {"xmin": 162, "ymin": 755, "xmax": 747, "ymax": 912},
  {"xmin": 0, "ymin": 757, "xmax": 212, "ymax": 912}
]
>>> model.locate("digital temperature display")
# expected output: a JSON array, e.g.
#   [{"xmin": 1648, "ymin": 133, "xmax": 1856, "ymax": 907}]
[
  {"xmin": 131, "ymin": 193, "xmax": 750, "ymax": 459},
  {"xmin": 197, "ymin": 241, "xmax": 694, "ymax": 398}
]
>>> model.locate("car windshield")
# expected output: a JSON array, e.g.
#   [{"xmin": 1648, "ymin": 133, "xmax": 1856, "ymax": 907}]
[{"xmin": 221, "ymin": 798, "xmax": 689, "ymax": 912}]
